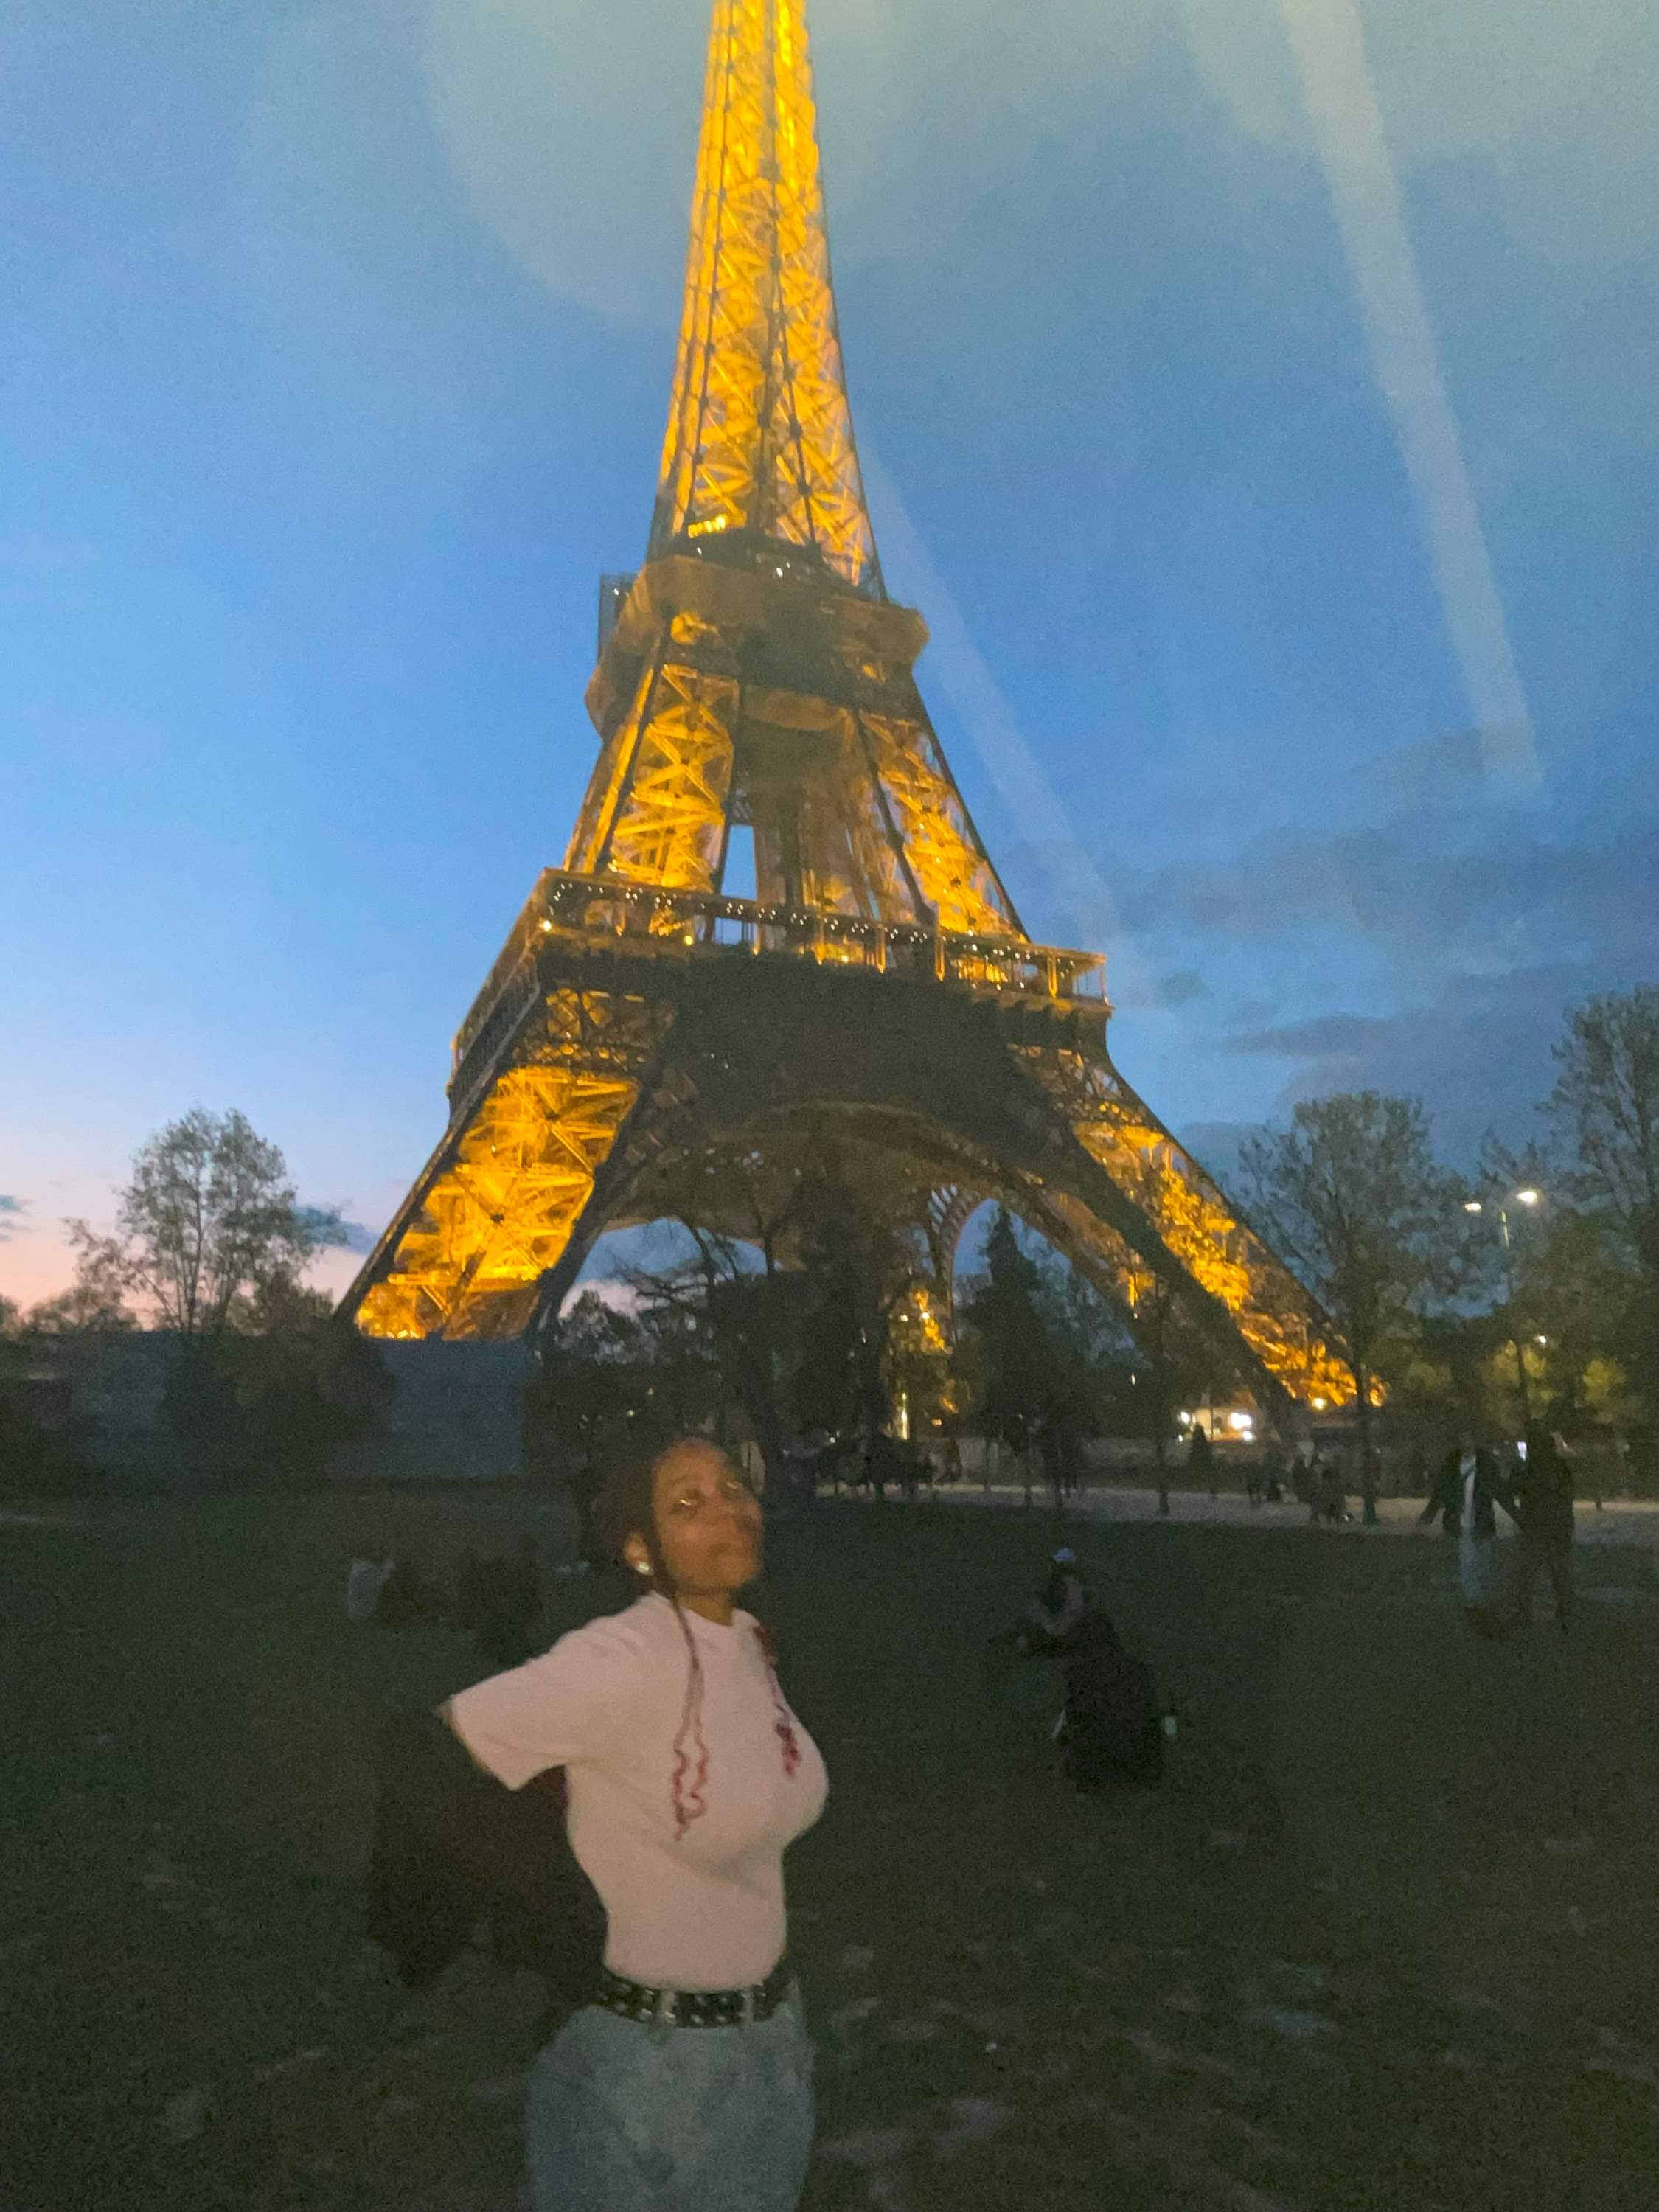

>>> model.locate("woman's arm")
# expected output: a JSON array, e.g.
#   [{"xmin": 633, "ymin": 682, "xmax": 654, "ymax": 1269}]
[{"xmin": 445, "ymin": 1615, "xmax": 641, "ymax": 1790}]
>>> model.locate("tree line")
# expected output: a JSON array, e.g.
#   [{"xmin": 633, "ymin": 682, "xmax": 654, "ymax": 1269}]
[
  {"xmin": 1241, "ymin": 986, "xmax": 1658, "ymax": 1468},
  {"xmin": 3, "ymin": 985, "xmax": 1655, "ymax": 1494},
  {"xmin": 0, "ymin": 1108, "xmax": 386, "ymax": 1486},
  {"xmin": 535, "ymin": 986, "xmax": 1659, "ymax": 1497}
]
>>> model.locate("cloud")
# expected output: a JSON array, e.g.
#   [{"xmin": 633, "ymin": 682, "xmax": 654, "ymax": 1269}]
[
  {"xmin": 1226, "ymin": 1012, "xmax": 1397, "ymax": 1059},
  {"xmin": 1217, "ymin": 963, "xmax": 1598, "ymax": 1161},
  {"xmin": 1102, "ymin": 721, "xmax": 1659, "ymax": 1159},
  {"xmin": 1155, "ymin": 969, "xmax": 1210, "ymax": 1009},
  {"xmin": 1354, "ymin": 726, "xmax": 1487, "ymax": 813},
  {"xmin": 0, "ymin": 1197, "xmax": 27, "ymax": 1241},
  {"xmin": 300, "ymin": 1213, "xmax": 382, "ymax": 1258},
  {"xmin": 1124, "ymin": 804, "xmax": 1659, "ymax": 992}
]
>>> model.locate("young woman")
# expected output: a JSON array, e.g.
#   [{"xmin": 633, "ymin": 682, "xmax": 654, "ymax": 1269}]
[{"xmin": 445, "ymin": 1436, "xmax": 828, "ymax": 2212}]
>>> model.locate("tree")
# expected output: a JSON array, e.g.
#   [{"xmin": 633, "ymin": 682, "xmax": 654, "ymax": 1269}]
[
  {"xmin": 1467, "ymin": 1133, "xmax": 1556, "ymax": 1432},
  {"xmin": 1498, "ymin": 1203, "xmax": 1635, "ymax": 1433},
  {"xmin": 622, "ymin": 1152, "xmax": 927, "ymax": 1492},
  {"xmin": 27, "ymin": 1279, "xmax": 139, "ymax": 1337},
  {"xmin": 63, "ymin": 1110, "xmax": 350, "ymax": 1478},
  {"xmin": 1107, "ymin": 1141, "xmax": 1248, "ymax": 1509},
  {"xmin": 1548, "ymin": 987, "xmax": 1659, "ymax": 1245},
  {"xmin": 884, "ymin": 1279, "xmax": 956, "ymax": 1447},
  {"xmin": 0, "ymin": 1295, "xmax": 103, "ymax": 1496},
  {"xmin": 13, "ymin": 1220, "xmax": 138, "ymax": 1335},
  {"xmin": 626, "ymin": 1231, "xmax": 799, "ymax": 1485},
  {"xmin": 963, "ymin": 1210, "xmax": 1048, "ymax": 1483},
  {"xmin": 1547, "ymin": 988, "xmax": 1659, "ymax": 1407},
  {"xmin": 1119, "ymin": 1261, "xmax": 1238, "ymax": 1514},
  {"xmin": 222, "ymin": 1284, "xmax": 391, "ymax": 1484},
  {"xmin": 1478, "ymin": 1338, "xmax": 1551, "ymax": 1440},
  {"xmin": 1582, "ymin": 1357, "xmax": 1640, "ymax": 1436},
  {"xmin": 534, "ymin": 1291, "xmax": 669, "ymax": 1471},
  {"xmin": 69, "ymin": 1108, "xmax": 344, "ymax": 1339},
  {"xmin": 960, "ymin": 1211, "xmax": 1107, "ymax": 1512},
  {"xmin": 788, "ymin": 1172, "xmax": 910, "ymax": 1468},
  {"xmin": 1241, "ymin": 1093, "xmax": 1467, "ymax": 1467}
]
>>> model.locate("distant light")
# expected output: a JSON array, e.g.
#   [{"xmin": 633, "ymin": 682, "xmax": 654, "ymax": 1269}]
[
  {"xmin": 1463, "ymin": 1200, "xmax": 1484, "ymax": 1214},
  {"xmin": 1227, "ymin": 1411, "xmax": 1253, "ymax": 1433},
  {"xmin": 1534, "ymin": 1334, "xmax": 1548, "ymax": 1346},
  {"xmin": 1312, "ymin": 1397, "xmax": 1328, "ymax": 1412},
  {"xmin": 1514, "ymin": 1187, "xmax": 1540, "ymax": 1206},
  {"xmin": 1177, "ymin": 1410, "xmax": 1192, "ymax": 1426}
]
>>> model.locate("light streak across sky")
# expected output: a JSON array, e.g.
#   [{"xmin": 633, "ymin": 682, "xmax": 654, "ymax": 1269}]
[
  {"xmin": 861, "ymin": 445, "xmax": 1155, "ymax": 1006},
  {"xmin": 1276, "ymin": 0, "xmax": 1539, "ymax": 786}
]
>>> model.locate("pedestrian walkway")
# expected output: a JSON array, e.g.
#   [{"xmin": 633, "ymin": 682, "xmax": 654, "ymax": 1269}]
[{"xmin": 891, "ymin": 1482, "xmax": 1659, "ymax": 1551}]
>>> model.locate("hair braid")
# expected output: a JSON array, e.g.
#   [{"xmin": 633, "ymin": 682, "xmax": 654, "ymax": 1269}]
[
  {"xmin": 592, "ymin": 1443, "xmax": 715, "ymax": 1840},
  {"xmin": 754, "ymin": 1620, "xmax": 802, "ymax": 1778},
  {"xmin": 667, "ymin": 1599, "xmax": 712, "ymax": 1840}
]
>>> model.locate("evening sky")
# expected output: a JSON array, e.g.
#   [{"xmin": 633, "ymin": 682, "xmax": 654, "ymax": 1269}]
[{"xmin": 2, "ymin": 0, "xmax": 1655, "ymax": 1302}]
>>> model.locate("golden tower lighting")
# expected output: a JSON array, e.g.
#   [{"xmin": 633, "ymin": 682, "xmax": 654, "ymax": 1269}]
[{"xmin": 345, "ymin": 0, "xmax": 1352, "ymax": 1420}]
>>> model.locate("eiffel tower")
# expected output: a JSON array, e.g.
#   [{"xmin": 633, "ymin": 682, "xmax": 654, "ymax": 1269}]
[{"xmin": 345, "ymin": 0, "xmax": 1352, "ymax": 1425}]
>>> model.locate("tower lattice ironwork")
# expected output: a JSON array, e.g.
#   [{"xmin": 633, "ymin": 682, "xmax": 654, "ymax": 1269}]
[{"xmin": 344, "ymin": 0, "xmax": 1352, "ymax": 1421}]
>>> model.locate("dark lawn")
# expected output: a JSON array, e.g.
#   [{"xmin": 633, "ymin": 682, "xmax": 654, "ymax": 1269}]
[{"xmin": 4, "ymin": 1495, "xmax": 1658, "ymax": 2212}]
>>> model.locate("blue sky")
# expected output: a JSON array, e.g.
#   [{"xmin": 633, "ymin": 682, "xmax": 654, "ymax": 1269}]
[{"xmin": 3, "ymin": 0, "xmax": 1655, "ymax": 1306}]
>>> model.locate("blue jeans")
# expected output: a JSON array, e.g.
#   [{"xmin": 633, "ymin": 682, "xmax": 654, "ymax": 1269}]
[{"xmin": 524, "ymin": 1993, "xmax": 815, "ymax": 2212}]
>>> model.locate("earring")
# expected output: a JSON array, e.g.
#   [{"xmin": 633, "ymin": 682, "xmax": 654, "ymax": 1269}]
[{"xmin": 632, "ymin": 1559, "xmax": 650, "ymax": 1577}]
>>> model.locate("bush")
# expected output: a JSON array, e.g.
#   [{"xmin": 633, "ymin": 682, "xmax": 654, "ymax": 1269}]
[
  {"xmin": 161, "ymin": 1318, "xmax": 392, "ymax": 1487},
  {"xmin": 0, "ymin": 1393, "xmax": 105, "ymax": 1498}
]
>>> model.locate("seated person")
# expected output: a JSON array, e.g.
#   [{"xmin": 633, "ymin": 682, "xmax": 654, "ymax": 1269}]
[
  {"xmin": 1018, "ymin": 1547, "xmax": 1087, "ymax": 1655},
  {"xmin": 1059, "ymin": 1612, "xmax": 1165, "ymax": 1795}
]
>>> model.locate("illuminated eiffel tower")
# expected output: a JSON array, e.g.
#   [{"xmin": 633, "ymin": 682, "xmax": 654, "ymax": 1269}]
[{"xmin": 345, "ymin": 0, "xmax": 1352, "ymax": 1422}]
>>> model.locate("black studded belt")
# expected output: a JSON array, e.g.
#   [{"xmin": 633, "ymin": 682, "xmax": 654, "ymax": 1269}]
[{"xmin": 594, "ymin": 1956, "xmax": 794, "ymax": 2028}]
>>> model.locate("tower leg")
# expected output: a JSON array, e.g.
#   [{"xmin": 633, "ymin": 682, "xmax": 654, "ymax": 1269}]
[{"xmin": 351, "ymin": 990, "xmax": 673, "ymax": 1341}]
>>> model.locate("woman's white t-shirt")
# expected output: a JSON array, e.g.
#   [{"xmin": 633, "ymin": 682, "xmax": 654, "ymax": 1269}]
[{"xmin": 447, "ymin": 1593, "xmax": 827, "ymax": 1991}]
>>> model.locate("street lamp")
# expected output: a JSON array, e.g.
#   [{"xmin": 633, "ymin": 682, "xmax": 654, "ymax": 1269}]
[{"xmin": 1464, "ymin": 1189, "xmax": 1545, "ymax": 1430}]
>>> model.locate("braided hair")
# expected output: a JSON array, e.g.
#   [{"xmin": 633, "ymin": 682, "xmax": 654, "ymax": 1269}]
[{"xmin": 591, "ymin": 1440, "xmax": 799, "ymax": 1839}]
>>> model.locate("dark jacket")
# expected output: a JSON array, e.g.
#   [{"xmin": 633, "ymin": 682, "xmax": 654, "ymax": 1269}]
[
  {"xmin": 366, "ymin": 1706, "xmax": 605, "ymax": 2008},
  {"xmin": 1512, "ymin": 1443, "xmax": 1575, "ymax": 1548},
  {"xmin": 1062, "ymin": 1613, "xmax": 1164, "ymax": 1791}
]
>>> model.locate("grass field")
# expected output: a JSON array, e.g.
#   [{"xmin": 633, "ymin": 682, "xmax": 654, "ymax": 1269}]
[{"xmin": 4, "ymin": 1492, "xmax": 1658, "ymax": 2212}]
